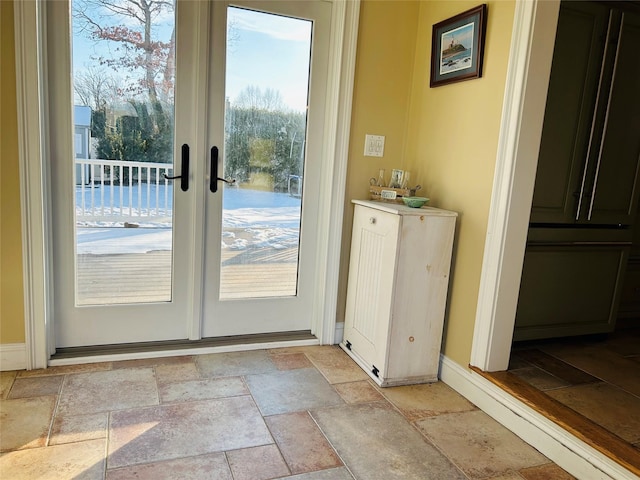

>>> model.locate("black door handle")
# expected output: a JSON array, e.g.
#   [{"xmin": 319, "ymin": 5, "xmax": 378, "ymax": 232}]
[
  {"xmin": 210, "ymin": 146, "xmax": 235, "ymax": 193},
  {"xmin": 163, "ymin": 144, "xmax": 189, "ymax": 192}
]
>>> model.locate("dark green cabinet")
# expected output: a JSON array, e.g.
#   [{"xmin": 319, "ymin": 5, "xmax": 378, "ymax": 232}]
[
  {"xmin": 530, "ymin": 2, "xmax": 640, "ymax": 226},
  {"xmin": 589, "ymin": 9, "xmax": 640, "ymax": 225},
  {"xmin": 514, "ymin": 244, "xmax": 629, "ymax": 341},
  {"xmin": 516, "ymin": 1, "xmax": 640, "ymax": 341},
  {"xmin": 617, "ymin": 257, "xmax": 640, "ymax": 322}
]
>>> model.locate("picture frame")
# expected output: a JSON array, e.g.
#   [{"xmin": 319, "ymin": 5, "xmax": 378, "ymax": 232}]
[
  {"xmin": 430, "ymin": 4, "xmax": 487, "ymax": 88},
  {"xmin": 389, "ymin": 169, "xmax": 404, "ymax": 188}
]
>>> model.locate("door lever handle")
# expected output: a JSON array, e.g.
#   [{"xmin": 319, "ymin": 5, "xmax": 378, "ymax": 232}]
[
  {"xmin": 210, "ymin": 146, "xmax": 236, "ymax": 193},
  {"xmin": 217, "ymin": 177, "xmax": 236, "ymax": 186},
  {"xmin": 163, "ymin": 144, "xmax": 189, "ymax": 191}
]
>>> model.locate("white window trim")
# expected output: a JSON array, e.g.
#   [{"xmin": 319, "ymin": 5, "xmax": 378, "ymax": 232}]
[{"xmin": 15, "ymin": 0, "xmax": 52, "ymax": 369}]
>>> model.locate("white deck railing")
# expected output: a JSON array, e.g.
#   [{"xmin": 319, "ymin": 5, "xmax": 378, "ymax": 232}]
[{"xmin": 75, "ymin": 158, "xmax": 174, "ymax": 224}]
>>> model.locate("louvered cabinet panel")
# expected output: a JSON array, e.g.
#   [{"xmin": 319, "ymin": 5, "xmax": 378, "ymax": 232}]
[{"xmin": 341, "ymin": 200, "xmax": 457, "ymax": 387}]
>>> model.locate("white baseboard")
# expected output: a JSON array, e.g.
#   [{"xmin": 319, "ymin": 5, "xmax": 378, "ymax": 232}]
[
  {"xmin": 0, "ymin": 343, "xmax": 27, "ymax": 371},
  {"xmin": 334, "ymin": 321, "xmax": 344, "ymax": 344},
  {"xmin": 439, "ymin": 355, "xmax": 637, "ymax": 480}
]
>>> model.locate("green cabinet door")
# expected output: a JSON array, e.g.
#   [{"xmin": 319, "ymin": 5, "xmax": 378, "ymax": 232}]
[
  {"xmin": 587, "ymin": 10, "xmax": 640, "ymax": 226},
  {"xmin": 530, "ymin": 2, "xmax": 610, "ymax": 224},
  {"xmin": 514, "ymin": 244, "xmax": 629, "ymax": 341}
]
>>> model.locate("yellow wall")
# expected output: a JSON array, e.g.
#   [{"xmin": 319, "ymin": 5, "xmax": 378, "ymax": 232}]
[
  {"xmin": 0, "ymin": 0, "xmax": 26, "ymax": 344},
  {"xmin": 404, "ymin": 1, "xmax": 515, "ymax": 365},
  {"xmin": 338, "ymin": 0, "xmax": 421, "ymax": 323},
  {"xmin": 339, "ymin": 0, "xmax": 515, "ymax": 368}
]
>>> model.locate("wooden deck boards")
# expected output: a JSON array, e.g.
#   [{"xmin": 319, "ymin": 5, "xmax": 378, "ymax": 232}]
[{"xmin": 76, "ymin": 248, "xmax": 298, "ymax": 305}]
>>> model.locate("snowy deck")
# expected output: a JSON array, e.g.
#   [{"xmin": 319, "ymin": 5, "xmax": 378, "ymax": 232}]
[
  {"xmin": 77, "ymin": 246, "xmax": 299, "ymax": 304},
  {"xmin": 74, "ymin": 179, "xmax": 303, "ymax": 305}
]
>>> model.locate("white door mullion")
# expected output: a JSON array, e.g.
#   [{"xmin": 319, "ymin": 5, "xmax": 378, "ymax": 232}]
[
  {"xmin": 177, "ymin": 0, "xmax": 213, "ymax": 341},
  {"xmin": 203, "ymin": 0, "xmax": 228, "ymax": 315}
]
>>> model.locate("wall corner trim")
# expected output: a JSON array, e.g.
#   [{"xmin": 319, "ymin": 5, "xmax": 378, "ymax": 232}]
[
  {"xmin": 314, "ymin": 0, "xmax": 360, "ymax": 344},
  {"xmin": 439, "ymin": 354, "xmax": 635, "ymax": 480},
  {"xmin": 15, "ymin": 0, "xmax": 51, "ymax": 369},
  {"xmin": 470, "ymin": 0, "xmax": 560, "ymax": 371},
  {"xmin": 0, "ymin": 343, "xmax": 27, "ymax": 371}
]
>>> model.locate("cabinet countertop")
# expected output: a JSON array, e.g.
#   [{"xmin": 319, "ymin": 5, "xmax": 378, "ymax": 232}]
[{"xmin": 352, "ymin": 199, "xmax": 458, "ymax": 217}]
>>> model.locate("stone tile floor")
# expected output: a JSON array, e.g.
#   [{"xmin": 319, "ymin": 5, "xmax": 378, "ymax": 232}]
[
  {"xmin": 0, "ymin": 346, "xmax": 575, "ymax": 479},
  {"xmin": 509, "ymin": 327, "xmax": 640, "ymax": 450}
]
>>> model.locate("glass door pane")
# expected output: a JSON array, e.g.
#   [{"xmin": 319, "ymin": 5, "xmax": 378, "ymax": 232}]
[
  {"xmin": 71, "ymin": 0, "xmax": 176, "ymax": 305},
  {"xmin": 220, "ymin": 7, "xmax": 312, "ymax": 300}
]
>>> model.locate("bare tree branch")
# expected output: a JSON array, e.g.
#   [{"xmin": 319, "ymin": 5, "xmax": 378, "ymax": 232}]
[
  {"xmin": 74, "ymin": 67, "xmax": 118, "ymax": 109},
  {"xmin": 72, "ymin": 0, "xmax": 174, "ymax": 104}
]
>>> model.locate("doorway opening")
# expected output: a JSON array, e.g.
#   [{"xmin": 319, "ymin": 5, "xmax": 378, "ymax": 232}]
[{"xmin": 472, "ymin": 0, "xmax": 640, "ymax": 474}]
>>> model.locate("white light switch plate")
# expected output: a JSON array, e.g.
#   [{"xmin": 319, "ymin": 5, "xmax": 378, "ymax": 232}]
[{"xmin": 364, "ymin": 134, "xmax": 385, "ymax": 157}]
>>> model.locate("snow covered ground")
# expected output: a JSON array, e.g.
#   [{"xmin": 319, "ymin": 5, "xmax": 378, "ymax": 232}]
[{"xmin": 76, "ymin": 187, "xmax": 302, "ymax": 255}]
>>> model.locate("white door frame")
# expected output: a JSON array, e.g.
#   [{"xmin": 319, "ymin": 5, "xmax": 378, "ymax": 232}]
[
  {"xmin": 470, "ymin": 0, "xmax": 560, "ymax": 371},
  {"xmin": 15, "ymin": 0, "xmax": 360, "ymax": 369}
]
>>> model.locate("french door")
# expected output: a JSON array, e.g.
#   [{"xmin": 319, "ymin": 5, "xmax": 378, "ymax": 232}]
[
  {"xmin": 48, "ymin": 0, "xmax": 331, "ymax": 348},
  {"xmin": 202, "ymin": 1, "xmax": 330, "ymax": 338}
]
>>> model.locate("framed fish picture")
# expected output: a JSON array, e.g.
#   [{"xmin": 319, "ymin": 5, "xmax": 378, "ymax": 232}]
[{"xmin": 430, "ymin": 4, "xmax": 487, "ymax": 88}]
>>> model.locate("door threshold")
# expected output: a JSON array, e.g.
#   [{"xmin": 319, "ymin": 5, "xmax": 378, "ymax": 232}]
[
  {"xmin": 49, "ymin": 331, "xmax": 318, "ymax": 366},
  {"xmin": 471, "ymin": 366, "xmax": 640, "ymax": 476}
]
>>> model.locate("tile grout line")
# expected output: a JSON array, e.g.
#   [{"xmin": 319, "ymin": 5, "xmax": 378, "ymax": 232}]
[
  {"xmin": 234, "ymin": 371, "xmax": 288, "ymax": 480},
  {"xmin": 305, "ymin": 407, "xmax": 357, "ymax": 480},
  {"xmin": 536, "ymin": 345, "xmax": 614, "ymax": 385},
  {"xmin": 513, "ymin": 345, "xmax": 640, "ymax": 438},
  {"xmin": 2, "ymin": 347, "xmax": 582, "ymax": 478},
  {"xmin": 405, "ymin": 411, "xmax": 479, "ymax": 480},
  {"xmin": 104, "ymin": 410, "xmax": 112, "ymax": 479},
  {"xmin": 45, "ymin": 373, "xmax": 67, "ymax": 448},
  {"xmin": 223, "ymin": 451, "xmax": 234, "ymax": 480},
  {"xmin": 306, "ymin": 347, "xmax": 469, "ymax": 480},
  {"xmin": 365, "ymin": 376, "xmax": 554, "ymax": 480},
  {"xmin": 3, "ymin": 372, "xmax": 17, "ymax": 400},
  {"xmin": 268, "ymin": 348, "xmax": 356, "ymax": 479},
  {"xmin": 152, "ymin": 365, "xmax": 161, "ymax": 406},
  {"xmin": 514, "ymin": 349, "xmax": 599, "ymax": 385},
  {"xmin": 267, "ymin": 436, "xmax": 292, "ymax": 479}
]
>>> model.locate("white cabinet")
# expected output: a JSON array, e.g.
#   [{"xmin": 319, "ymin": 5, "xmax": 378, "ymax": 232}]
[{"xmin": 341, "ymin": 200, "xmax": 457, "ymax": 386}]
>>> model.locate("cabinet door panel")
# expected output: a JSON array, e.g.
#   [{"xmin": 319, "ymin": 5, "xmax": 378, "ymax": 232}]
[
  {"xmin": 530, "ymin": 2, "xmax": 610, "ymax": 224},
  {"xmin": 343, "ymin": 206, "xmax": 399, "ymax": 376},
  {"xmin": 617, "ymin": 258, "xmax": 640, "ymax": 320},
  {"xmin": 514, "ymin": 244, "xmax": 628, "ymax": 341},
  {"xmin": 588, "ymin": 11, "xmax": 640, "ymax": 225}
]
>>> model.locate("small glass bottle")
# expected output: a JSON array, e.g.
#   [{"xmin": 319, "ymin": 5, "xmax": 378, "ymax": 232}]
[
  {"xmin": 376, "ymin": 169, "xmax": 386, "ymax": 187},
  {"xmin": 401, "ymin": 171, "xmax": 411, "ymax": 189}
]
